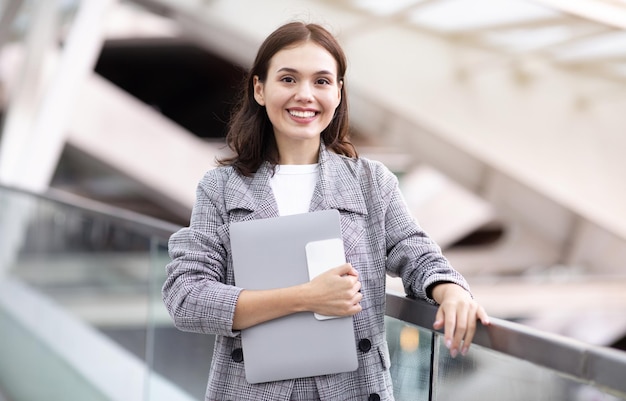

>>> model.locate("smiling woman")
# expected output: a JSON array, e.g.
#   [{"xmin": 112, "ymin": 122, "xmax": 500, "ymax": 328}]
[{"xmin": 162, "ymin": 21, "xmax": 489, "ymax": 401}]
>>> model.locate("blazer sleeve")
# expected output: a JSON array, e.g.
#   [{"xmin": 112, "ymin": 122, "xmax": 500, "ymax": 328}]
[
  {"xmin": 375, "ymin": 164, "xmax": 471, "ymax": 303},
  {"xmin": 162, "ymin": 170, "xmax": 243, "ymax": 337}
]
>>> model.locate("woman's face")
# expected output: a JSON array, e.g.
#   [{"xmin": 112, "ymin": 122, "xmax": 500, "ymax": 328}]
[{"xmin": 253, "ymin": 41, "xmax": 342, "ymax": 154}]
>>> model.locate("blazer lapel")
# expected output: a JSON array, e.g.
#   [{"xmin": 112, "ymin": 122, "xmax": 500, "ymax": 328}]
[
  {"xmin": 310, "ymin": 146, "xmax": 368, "ymax": 216},
  {"xmin": 223, "ymin": 162, "xmax": 279, "ymax": 221}
]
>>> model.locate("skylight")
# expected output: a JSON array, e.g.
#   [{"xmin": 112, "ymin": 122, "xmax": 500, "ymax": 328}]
[{"xmin": 406, "ymin": 0, "xmax": 560, "ymax": 32}]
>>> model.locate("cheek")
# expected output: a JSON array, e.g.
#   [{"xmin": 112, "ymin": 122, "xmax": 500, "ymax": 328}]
[
  {"xmin": 264, "ymin": 90, "xmax": 288, "ymax": 110},
  {"xmin": 328, "ymin": 96, "xmax": 341, "ymax": 114},
  {"xmin": 330, "ymin": 89, "xmax": 342, "ymax": 108},
  {"xmin": 334, "ymin": 98, "xmax": 342, "ymax": 111},
  {"xmin": 263, "ymin": 98, "xmax": 286, "ymax": 126},
  {"xmin": 265, "ymin": 98, "xmax": 284, "ymax": 118}
]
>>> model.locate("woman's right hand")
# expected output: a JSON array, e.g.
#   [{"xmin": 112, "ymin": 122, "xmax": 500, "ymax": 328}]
[
  {"xmin": 233, "ymin": 264, "xmax": 362, "ymax": 330},
  {"xmin": 304, "ymin": 263, "xmax": 362, "ymax": 317}
]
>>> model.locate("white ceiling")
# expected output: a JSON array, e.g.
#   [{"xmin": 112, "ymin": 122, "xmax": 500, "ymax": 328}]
[{"xmin": 326, "ymin": 0, "xmax": 626, "ymax": 84}]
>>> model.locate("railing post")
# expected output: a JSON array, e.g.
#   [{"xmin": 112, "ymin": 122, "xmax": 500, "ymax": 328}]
[{"xmin": 428, "ymin": 332, "xmax": 439, "ymax": 401}]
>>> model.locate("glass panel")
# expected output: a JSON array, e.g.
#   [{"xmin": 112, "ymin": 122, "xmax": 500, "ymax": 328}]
[
  {"xmin": 0, "ymin": 305, "xmax": 109, "ymax": 401},
  {"xmin": 146, "ymin": 237, "xmax": 213, "ymax": 401},
  {"xmin": 0, "ymin": 187, "xmax": 159, "ymax": 400},
  {"xmin": 385, "ymin": 316, "xmax": 433, "ymax": 401},
  {"xmin": 432, "ymin": 333, "xmax": 626, "ymax": 401}
]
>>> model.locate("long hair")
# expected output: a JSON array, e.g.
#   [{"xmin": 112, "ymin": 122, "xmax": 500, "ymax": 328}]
[{"xmin": 217, "ymin": 22, "xmax": 357, "ymax": 176}]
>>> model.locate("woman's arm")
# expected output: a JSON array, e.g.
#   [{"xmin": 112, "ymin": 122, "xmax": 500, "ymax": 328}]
[
  {"xmin": 163, "ymin": 171, "xmax": 239, "ymax": 336},
  {"xmin": 233, "ymin": 263, "xmax": 362, "ymax": 330},
  {"xmin": 372, "ymin": 163, "xmax": 489, "ymax": 356}
]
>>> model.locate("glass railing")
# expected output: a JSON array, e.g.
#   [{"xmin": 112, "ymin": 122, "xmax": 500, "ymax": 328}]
[
  {"xmin": 385, "ymin": 295, "xmax": 626, "ymax": 401},
  {"xmin": 0, "ymin": 184, "xmax": 625, "ymax": 401},
  {"xmin": 0, "ymin": 184, "xmax": 195, "ymax": 401}
]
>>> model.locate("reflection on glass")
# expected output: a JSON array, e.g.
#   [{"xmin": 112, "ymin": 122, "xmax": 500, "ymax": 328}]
[
  {"xmin": 432, "ymin": 334, "xmax": 625, "ymax": 401},
  {"xmin": 386, "ymin": 316, "xmax": 432, "ymax": 400}
]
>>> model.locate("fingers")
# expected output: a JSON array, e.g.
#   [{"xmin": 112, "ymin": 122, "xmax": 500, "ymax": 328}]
[
  {"xmin": 351, "ymin": 290, "xmax": 363, "ymax": 312},
  {"xmin": 445, "ymin": 302, "xmax": 465, "ymax": 358},
  {"xmin": 459, "ymin": 303, "xmax": 477, "ymax": 356},
  {"xmin": 310, "ymin": 264, "xmax": 362, "ymax": 316},
  {"xmin": 477, "ymin": 305, "xmax": 491, "ymax": 326},
  {"xmin": 433, "ymin": 307, "xmax": 444, "ymax": 330},
  {"xmin": 453, "ymin": 302, "xmax": 470, "ymax": 356},
  {"xmin": 334, "ymin": 262, "xmax": 358, "ymax": 277},
  {"xmin": 328, "ymin": 277, "xmax": 362, "ymax": 316},
  {"xmin": 435, "ymin": 300, "xmax": 490, "ymax": 358},
  {"xmin": 345, "ymin": 271, "xmax": 362, "ymax": 306}
]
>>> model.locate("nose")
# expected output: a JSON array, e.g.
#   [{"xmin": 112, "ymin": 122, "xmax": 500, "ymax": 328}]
[{"xmin": 294, "ymin": 82, "xmax": 313, "ymax": 102}]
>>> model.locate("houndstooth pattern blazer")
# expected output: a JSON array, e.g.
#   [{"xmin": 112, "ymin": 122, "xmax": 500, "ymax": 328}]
[{"xmin": 162, "ymin": 145, "xmax": 470, "ymax": 401}]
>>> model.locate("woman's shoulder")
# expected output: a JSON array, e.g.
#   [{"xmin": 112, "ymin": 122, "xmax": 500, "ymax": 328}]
[
  {"xmin": 200, "ymin": 165, "xmax": 240, "ymax": 181},
  {"xmin": 332, "ymin": 152, "xmax": 396, "ymax": 182},
  {"xmin": 196, "ymin": 165, "xmax": 242, "ymax": 191}
]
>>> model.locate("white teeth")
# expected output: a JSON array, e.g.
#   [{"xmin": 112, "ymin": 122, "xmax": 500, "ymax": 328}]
[{"xmin": 289, "ymin": 110, "xmax": 316, "ymax": 118}]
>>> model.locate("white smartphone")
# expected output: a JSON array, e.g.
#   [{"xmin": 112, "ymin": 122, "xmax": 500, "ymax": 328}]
[{"xmin": 305, "ymin": 238, "xmax": 347, "ymax": 321}]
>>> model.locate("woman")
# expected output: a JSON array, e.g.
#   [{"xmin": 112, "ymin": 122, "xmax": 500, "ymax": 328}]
[{"xmin": 163, "ymin": 21, "xmax": 489, "ymax": 401}]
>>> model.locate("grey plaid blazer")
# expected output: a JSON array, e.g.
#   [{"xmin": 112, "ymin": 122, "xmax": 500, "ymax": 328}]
[{"xmin": 163, "ymin": 146, "xmax": 469, "ymax": 401}]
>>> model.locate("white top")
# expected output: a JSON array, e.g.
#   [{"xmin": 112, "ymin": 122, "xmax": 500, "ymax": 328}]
[{"xmin": 269, "ymin": 164, "xmax": 319, "ymax": 216}]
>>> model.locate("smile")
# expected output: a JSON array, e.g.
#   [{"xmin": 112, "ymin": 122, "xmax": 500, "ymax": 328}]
[{"xmin": 288, "ymin": 110, "xmax": 317, "ymax": 118}]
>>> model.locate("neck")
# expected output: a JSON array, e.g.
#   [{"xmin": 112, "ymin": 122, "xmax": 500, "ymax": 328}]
[{"xmin": 276, "ymin": 139, "xmax": 320, "ymax": 165}]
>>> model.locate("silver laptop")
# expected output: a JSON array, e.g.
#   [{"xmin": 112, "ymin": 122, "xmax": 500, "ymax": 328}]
[{"xmin": 229, "ymin": 209, "xmax": 358, "ymax": 384}]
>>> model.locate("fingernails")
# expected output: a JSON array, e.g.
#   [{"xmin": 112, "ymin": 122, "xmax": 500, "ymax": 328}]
[
  {"xmin": 450, "ymin": 348, "xmax": 458, "ymax": 358},
  {"xmin": 445, "ymin": 339, "xmax": 452, "ymax": 349},
  {"xmin": 461, "ymin": 347, "xmax": 469, "ymax": 356}
]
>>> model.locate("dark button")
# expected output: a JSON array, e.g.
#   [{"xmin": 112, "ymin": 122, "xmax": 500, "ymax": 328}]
[
  {"xmin": 368, "ymin": 394, "xmax": 380, "ymax": 401},
  {"xmin": 358, "ymin": 338, "xmax": 372, "ymax": 353},
  {"xmin": 231, "ymin": 348, "xmax": 244, "ymax": 363}
]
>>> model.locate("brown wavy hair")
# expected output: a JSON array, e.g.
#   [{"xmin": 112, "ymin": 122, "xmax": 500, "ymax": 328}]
[{"xmin": 217, "ymin": 21, "xmax": 357, "ymax": 176}]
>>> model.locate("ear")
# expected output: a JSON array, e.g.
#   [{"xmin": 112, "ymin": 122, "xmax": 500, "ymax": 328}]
[
  {"xmin": 253, "ymin": 75, "xmax": 265, "ymax": 106},
  {"xmin": 337, "ymin": 79, "xmax": 343, "ymax": 104},
  {"xmin": 335, "ymin": 79, "xmax": 343, "ymax": 106}
]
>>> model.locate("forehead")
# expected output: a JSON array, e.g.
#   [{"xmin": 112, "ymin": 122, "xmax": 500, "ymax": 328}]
[{"xmin": 268, "ymin": 41, "xmax": 338, "ymax": 75}]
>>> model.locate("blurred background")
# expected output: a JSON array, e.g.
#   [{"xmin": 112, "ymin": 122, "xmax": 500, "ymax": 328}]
[{"xmin": 1, "ymin": 0, "xmax": 626, "ymax": 400}]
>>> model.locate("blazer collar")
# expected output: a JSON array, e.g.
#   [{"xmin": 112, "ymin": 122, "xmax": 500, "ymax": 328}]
[
  {"xmin": 224, "ymin": 144, "xmax": 368, "ymax": 218},
  {"xmin": 223, "ymin": 161, "xmax": 277, "ymax": 220},
  {"xmin": 311, "ymin": 145, "xmax": 368, "ymax": 216}
]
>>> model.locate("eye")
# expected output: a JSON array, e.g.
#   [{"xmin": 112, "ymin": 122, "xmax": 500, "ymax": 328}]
[
  {"xmin": 280, "ymin": 76, "xmax": 295, "ymax": 83},
  {"xmin": 316, "ymin": 78, "xmax": 331, "ymax": 85}
]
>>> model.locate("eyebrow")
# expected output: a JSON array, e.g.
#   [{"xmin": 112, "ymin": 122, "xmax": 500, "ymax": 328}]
[{"xmin": 276, "ymin": 67, "xmax": 335, "ymax": 76}]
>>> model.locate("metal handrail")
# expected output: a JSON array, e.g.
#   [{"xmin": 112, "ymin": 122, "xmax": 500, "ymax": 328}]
[
  {"xmin": 0, "ymin": 184, "xmax": 180, "ymax": 240},
  {"xmin": 386, "ymin": 291, "xmax": 626, "ymax": 397}
]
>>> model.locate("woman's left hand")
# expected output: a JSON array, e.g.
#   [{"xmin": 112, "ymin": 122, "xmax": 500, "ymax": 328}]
[{"xmin": 431, "ymin": 283, "xmax": 490, "ymax": 358}]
